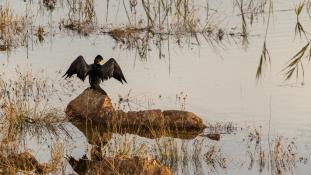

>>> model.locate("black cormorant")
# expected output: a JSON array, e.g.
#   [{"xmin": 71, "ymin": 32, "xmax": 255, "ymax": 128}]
[{"xmin": 63, "ymin": 55, "xmax": 127, "ymax": 95}]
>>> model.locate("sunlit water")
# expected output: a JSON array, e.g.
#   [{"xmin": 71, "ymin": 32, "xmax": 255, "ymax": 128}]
[{"xmin": 1, "ymin": 0, "xmax": 311, "ymax": 174}]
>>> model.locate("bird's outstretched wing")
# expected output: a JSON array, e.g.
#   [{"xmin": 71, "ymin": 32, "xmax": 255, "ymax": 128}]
[
  {"xmin": 63, "ymin": 55, "xmax": 89, "ymax": 81},
  {"xmin": 100, "ymin": 58, "xmax": 127, "ymax": 84}
]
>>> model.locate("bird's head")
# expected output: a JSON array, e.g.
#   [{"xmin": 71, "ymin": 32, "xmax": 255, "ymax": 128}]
[{"xmin": 94, "ymin": 55, "xmax": 104, "ymax": 65}]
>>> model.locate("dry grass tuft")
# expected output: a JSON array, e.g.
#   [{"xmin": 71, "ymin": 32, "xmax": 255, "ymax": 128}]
[
  {"xmin": 108, "ymin": 26, "xmax": 152, "ymax": 45},
  {"xmin": 103, "ymin": 0, "xmax": 240, "ymax": 59},
  {"xmin": 245, "ymin": 129, "xmax": 308, "ymax": 174},
  {"xmin": 104, "ymin": 25, "xmax": 153, "ymax": 59},
  {"xmin": 204, "ymin": 145, "xmax": 227, "ymax": 171},
  {"xmin": 60, "ymin": 0, "xmax": 96, "ymax": 36},
  {"xmin": 35, "ymin": 25, "xmax": 45, "ymax": 43},
  {"xmin": 102, "ymin": 134, "xmax": 147, "ymax": 159},
  {"xmin": 0, "ymin": 69, "xmax": 71, "ymax": 174},
  {"xmin": 154, "ymin": 137, "xmax": 179, "ymax": 170},
  {"xmin": 0, "ymin": 68, "xmax": 69, "ymax": 142},
  {"xmin": 0, "ymin": 5, "xmax": 29, "ymax": 51},
  {"xmin": 42, "ymin": 0, "xmax": 57, "ymax": 11}
]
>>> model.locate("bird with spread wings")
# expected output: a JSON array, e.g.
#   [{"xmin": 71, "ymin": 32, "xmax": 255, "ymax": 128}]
[{"xmin": 63, "ymin": 55, "xmax": 127, "ymax": 95}]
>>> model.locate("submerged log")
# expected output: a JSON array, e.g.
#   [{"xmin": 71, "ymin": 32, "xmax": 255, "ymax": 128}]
[
  {"xmin": 66, "ymin": 88, "xmax": 207, "ymax": 133},
  {"xmin": 68, "ymin": 155, "xmax": 172, "ymax": 175}
]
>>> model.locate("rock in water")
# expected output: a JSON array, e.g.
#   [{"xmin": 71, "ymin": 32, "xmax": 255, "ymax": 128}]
[
  {"xmin": 66, "ymin": 88, "xmax": 113, "ymax": 119},
  {"xmin": 66, "ymin": 88, "xmax": 207, "ymax": 132},
  {"xmin": 163, "ymin": 110, "xmax": 206, "ymax": 129}
]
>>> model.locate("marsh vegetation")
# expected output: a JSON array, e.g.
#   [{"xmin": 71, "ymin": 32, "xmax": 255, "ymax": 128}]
[{"xmin": 0, "ymin": 0, "xmax": 311, "ymax": 174}]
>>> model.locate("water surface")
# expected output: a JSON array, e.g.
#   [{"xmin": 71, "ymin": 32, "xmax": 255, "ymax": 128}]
[{"xmin": 1, "ymin": 0, "xmax": 311, "ymax": 174}]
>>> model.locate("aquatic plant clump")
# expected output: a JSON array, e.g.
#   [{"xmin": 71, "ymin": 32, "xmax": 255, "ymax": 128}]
[
  {"xmin": 0, "ymin": 69, "xmax": 69, "ymax": 142},
  {"xmin": 245, "ymin": 129, "xmax": 309, "ymax": 174},
  {"xmin": 0, "ymin": 5, "xmax": 29, "ymax": 51},
  {"xmin": 60, "ymin": 0, "xmax": 97, "ymax": 35},
  {"xmin": 42, "ymin": 0, "xmax": 57, "ymax": 11}
]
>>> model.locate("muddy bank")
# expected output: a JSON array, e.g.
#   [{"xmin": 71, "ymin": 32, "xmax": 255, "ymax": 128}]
[
  {"xmin": 69, "ymin": 155, "xmax": 172, "ymax": 175},
  {"xmin": 66, "ymin": 88, "xmax": 206, "ymax": 134}
]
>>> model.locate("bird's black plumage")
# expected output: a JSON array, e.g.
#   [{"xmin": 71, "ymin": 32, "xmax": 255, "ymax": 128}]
[{"xmin": 63, "ymin": 55, "xmax": 127, "ymax": 94}]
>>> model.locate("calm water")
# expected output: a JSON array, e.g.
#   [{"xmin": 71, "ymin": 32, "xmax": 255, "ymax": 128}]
[{"xmin": 1, "ymin": 0, "xmax": 311, "ymax": 174}]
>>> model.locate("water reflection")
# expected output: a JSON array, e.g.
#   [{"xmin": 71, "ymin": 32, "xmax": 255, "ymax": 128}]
[
  {"xmin": 1, "ymin": 0, "xmax": 311, "ymax": 174},
  {"xmin": 71, "ymin": 118, "xmax": 204, "ymax": 146}
]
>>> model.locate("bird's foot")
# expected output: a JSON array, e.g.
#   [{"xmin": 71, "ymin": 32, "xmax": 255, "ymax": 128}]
[{"xmin": 90, "ymin": 87, "xmax": 107, "ymax": 95}]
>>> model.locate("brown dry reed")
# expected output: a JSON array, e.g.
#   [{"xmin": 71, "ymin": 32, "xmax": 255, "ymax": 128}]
[
  {"xmin": 0, "ymin": 5, "xmax": 29, "ymax": 51},
  {"xmin": 245, "ymin": 129, "xmax": 308, "ymax": 174},
  {"xmin": 0, "ymin": 68, "xmax": 69, "ymax": 142},
  {"xmin": 60, "ymin": 0, "xmax": 97, "ymax": 35}
]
